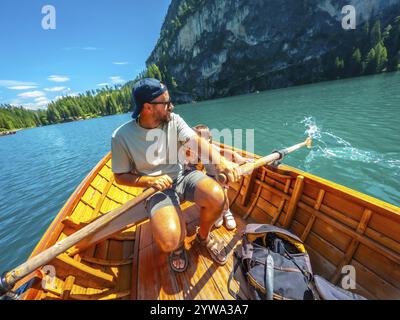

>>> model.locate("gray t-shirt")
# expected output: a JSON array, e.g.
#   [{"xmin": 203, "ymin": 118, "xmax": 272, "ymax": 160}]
[{"xmin": 111, "ymin": 113, "xmax": 196, "ymax": 180}]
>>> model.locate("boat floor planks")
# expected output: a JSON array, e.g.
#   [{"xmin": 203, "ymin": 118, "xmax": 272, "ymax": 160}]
[
  {"xmin": 135, "ymin": 203, "xmax": 244, "ymax": 300},
  {"xmin": 14, "ymin": 148, "xmax": 400, "ymax": 300}
]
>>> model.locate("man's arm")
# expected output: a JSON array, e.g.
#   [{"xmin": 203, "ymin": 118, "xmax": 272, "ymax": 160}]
[
  {"xmin": 114, "ymin": 173, "xmax": 173, "ymax": 191},
  {"xmin": 219, "ymin": 148, "xmax": 253, "ymax": 164},
  {"xmin": 186, "ymin": 135, "xmax": 239, "ymax": 183}
]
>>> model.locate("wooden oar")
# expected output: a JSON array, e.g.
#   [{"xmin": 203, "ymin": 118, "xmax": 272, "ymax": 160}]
[
  {"xmin": 0, "ymin": 138, "xmax": 312, "ymax": 295},
  {"xmin": 217, "ymin": 137, "xmax": 313, "ymax": 184},
  {"xmin": 0, "ymin": 186, "xmax": 158, "ymax": 295}
]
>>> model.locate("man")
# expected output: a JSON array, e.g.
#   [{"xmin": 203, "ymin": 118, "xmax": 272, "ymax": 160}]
[{"xmin": 111, "ymin": 78, "xmax": 239, "ymax": 273}]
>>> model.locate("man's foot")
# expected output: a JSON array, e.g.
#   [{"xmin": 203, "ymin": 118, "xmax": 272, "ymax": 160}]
[
  {"xmin": 223, "ymin": 209, "xmax": 236, "ymax": 230},
  {"xmin": 214, "ymin": 214, "xmax": 223, "ymax": 228},
  {"xmin": 195, "ymin": 227, "xmax": 228, "ymax": 265},
  {"xmin": 169, "ymin": 244, "xmax": 189, "ymax": 273}
]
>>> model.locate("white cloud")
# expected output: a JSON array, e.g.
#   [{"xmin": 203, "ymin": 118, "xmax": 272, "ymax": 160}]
[
  {"xmin": 18, "ymin": 91, "xmax": 46, "ymax": 99},
  {"xmin": 34, "ymin": 97, "xmax": 49, "ymax": 102},
  {"xmin": 44, "ymin": 86, "xmax": 67, "ymax": 92},
  {"xmin": 110, "ymin": 76, "xmax": 126, "ymax": 85},
  {"xmin": 0, "ymin": 80, "xmax": 37, "ymax": 88},
  {"xmin": 48, "ymin": 75, "xmax": 70, "ymax": 83},
  {"xmin": 23, "ymin": 97, "xmax": 50, "ymax": 110},
  {"xmin": 113, "ymin": 61, "xmax": 130, "ymax": 65},
  {"xmin": 97, "ymin": 83, "xmax": 109, "ymax": 86},
  {"xmin": 82, "ymin": 47, "xmax": 101, "ymax": 51},
  {"xmin": 63, "ymin": 47, "xmax": 102, "ymax": 51},
  {"xmin": 9, "ymin": 99, "xmax": 24, "ymax": 107},
  {"xmin": 8, "ymin": 85, "xmax": 38, "ymax": 90}
]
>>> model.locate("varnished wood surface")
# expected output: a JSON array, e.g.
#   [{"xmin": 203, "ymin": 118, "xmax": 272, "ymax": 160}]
[
  {"xmin": 135, "ymin": 203, "xmax": 246, "ymax": 300},
  {"xmin": 17, "ymin": 147, "xmax": 400, "ymax": 300}
]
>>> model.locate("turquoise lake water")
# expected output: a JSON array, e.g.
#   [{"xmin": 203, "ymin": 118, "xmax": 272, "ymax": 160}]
[{"xmin": 0, "ymin": 72, "xmax": 399, "ymax": 272}]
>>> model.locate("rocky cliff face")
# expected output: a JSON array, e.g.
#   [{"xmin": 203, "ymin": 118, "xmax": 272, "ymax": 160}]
[{"xmin": 147, "ymin": 0, "xmax": 400, "ymax": 102}]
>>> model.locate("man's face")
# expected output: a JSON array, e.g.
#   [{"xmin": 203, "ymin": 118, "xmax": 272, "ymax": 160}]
[{"xmin": 150, "ymin": 90, "xmax": 174, "ymax": 124}]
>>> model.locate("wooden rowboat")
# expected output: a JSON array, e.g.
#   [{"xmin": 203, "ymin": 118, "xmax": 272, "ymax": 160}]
[{"xmin": 14, "ymin": 144, "xmax": 400, "ymax": 300}]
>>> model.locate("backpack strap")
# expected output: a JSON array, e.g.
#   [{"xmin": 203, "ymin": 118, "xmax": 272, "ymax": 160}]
[
  {"xmin": 265, "ymin": 254, "xmax": 274, "ymax": 300},
  {"xmin": 228, "ymin": 251, "xmax": 247, "ymax": 300}
]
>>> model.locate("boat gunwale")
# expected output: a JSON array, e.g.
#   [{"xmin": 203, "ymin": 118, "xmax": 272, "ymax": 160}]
[
  {"xmin": 215, "ymin": 142, "xmax": 400, "ymax": 218},
  {"xmin": 16, "ymin": 153, "xmax": 112, "ymax": 298}
]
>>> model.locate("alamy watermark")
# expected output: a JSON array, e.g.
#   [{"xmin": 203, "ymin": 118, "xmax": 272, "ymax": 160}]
[
  {"xmin": 42, "ymin": 5, "xmax": 56, "ymax": 30},
  {"xmin": 41, "ymin": 265, "xmax": 56, "ymax": 290},
  {"xmin": 144, "ymin": 128, "xmax": 255, "ymax": 166},
  {"xmin": 342, "ymin": 5, "xmax": 356, "ymax": 30},
  {"xmin": 341, "ymin": 264, "xmax": 357, "ymax": 290}
]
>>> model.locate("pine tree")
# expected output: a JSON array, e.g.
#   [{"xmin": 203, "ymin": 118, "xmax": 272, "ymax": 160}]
[{"xmin": 371, "ymin": 20, "xmax": 382, "ymax": 47}]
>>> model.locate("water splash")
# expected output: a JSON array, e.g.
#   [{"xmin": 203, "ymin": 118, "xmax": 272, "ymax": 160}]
[{"xmin": 301, "ymin": 117, "xmax": 400, "ymax": 176}]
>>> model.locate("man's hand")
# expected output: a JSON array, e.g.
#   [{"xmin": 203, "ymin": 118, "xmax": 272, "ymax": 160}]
[
  {"xmin": 149, "ymin": 175, "xmax": 173, "ymax": 191},
  {"xmin": 216, "ymin": 158, "xmax": 240, "ymax": 183},
  {"xmin": 235, "ymin": 154, "xmax": 255, "ymax": 165}
]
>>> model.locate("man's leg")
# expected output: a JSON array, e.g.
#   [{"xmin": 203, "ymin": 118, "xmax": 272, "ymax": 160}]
[
  {"xmin": 147, "ymin": 191, "xmax": 187, "ymax": 271},
  {"xmin": 177, "ymin": 170, "xmax": 227, "ymax": 264},
  {"xmin": 193, "ymin": 177, "xmax": 225, "ymax": 240},
  {"xmin": 151, "ymin": 205, "xmax": 186, "ymax": 253}
]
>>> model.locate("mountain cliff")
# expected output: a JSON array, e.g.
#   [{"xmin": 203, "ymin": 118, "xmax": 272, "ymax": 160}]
[{"xmin": 147, "ymin": 0, "xmax": 400, "ymax": 102}]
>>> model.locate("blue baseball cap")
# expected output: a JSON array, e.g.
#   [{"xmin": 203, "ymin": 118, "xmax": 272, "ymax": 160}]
[{"xmin": 132, "ymin": 78, "xmax": 168, "ymax": 119}]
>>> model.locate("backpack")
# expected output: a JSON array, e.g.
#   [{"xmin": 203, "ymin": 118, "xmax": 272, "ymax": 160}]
[{"xmin": 228, "ymin": 224, "xmax": 366, "ymax": 300}]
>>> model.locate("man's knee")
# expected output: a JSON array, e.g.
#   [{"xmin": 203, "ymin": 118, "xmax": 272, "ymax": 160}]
[
  {"xmin": 195, "ymin": 179, "xmax": 225, "ymax": 209},
  {"xmin": 157, "ymin": 233, "xmax": 182, "ymax": 252},
  {"xmin": 151, "ymin": 208, "xmax": 185, "ymax": 253}
]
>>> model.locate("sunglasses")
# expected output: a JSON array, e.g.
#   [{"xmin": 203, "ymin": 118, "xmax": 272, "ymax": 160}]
[{"xmin": 147, "ymin": 100, "xmax": 173, "ymax": 109}]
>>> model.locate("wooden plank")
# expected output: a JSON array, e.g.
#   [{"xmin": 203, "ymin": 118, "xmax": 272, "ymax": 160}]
[
  {"xmin": 353, "ymin": 244, "xmax": 400, "ymax": 289},
  {"xmin": 122, "ymin": 239, "xmax": 135, "ymax": 260},
  {"xmin": 350, "ymin": 260, "xmax": 400, "ymax": 300},
  {"xmin": 81, "ymin": 256, "xmax": 132, "ymax": 267},
  {"xmin": 314, "ymin": 190, "xmax": 326, "ymax": 210},
  {"xmin": 301, "ymin": 216, "xmax": 316, "ymax": 242},
  {"xmin": 290, "ymin": 220, "xmax": 305, "ymax": 239},
  {"xmin": 306, "ymin": 231, "xmax": 344, "ymax": 266},
  {"xmin": 278, "ymin": 164, "xmax": 400, "ymax": 221},
  {"xmin": 94, "ymin": 241, "xmax": 110, "ymax": 260},
  {"xmin": 130, "ymin": 226, "xmax": 141, "ymax": 300},
  {"xmin": 255, "ymin": 196, "xmax": 278, "ymax": 219},
  {"xmin": 229, "ymin": 176, "xmax": 245, "ymax": 207},
  {"xmin": 298, "ymin": 201, "xmax": 400, "ymax": 265},
  {"xmin": 174, "ymin": 222, "xmax": 224, "ymax": 300},
  {"xmin": 250, "ymin": 206, "xmax": 273, "ymax": 224},
  {"xmin": 240, "ymin": 170, "xmax": 257, "ymax": 206},
  {"xmin": 152, "ymin": 243, "xmax": 183, "ymax": 300},
  {"xmin": 293, "ymin": 206, "xmax": 312, "ymax": 226},
  {"xmin": 368, "ymin": 212, "xmax": 400, "ymax": 243},
  {"xmin": 137, "ymin": 244, "xmax": 161, "ymax": 299},
  {"xmin": 243, "ymin": 169, "xmax": 266, "ymax": 219},
  {"xmin": 108, "ymin": 240, "xmax": 123, "ymax": 261},
  {"xmin": 306, "ymin": 246, "xmax": 336, "ymax": 280},
  {"xmin": 331, "ymin": 209, "xmax": 372, "ymax": 284},
  {"xmin": 259, "ymin": 186, "xmax": 284, "ymax": 208},
  {"xmin": 311, "ymin": 218, "xmax": 352, "ymax": 252},
  {"xmin": 271, "ymin": 198, "xmax": 286, "ymax": 225},
  {"xmin": 61, "ymin": 254, "xmax": 80, "ymax": 299},
  {"xmin": 283, "ymin": 175, "xmax": 304, "ymax": 228},
  {"xmin": 56, "ymin": 254, "xmax": 115, "ymax": 287},
  {"xmin": 302, "ymin": 181, "xmax": 320, "ymax": 201},
  {"xmin": 71, "ymin": 290, "xmax": 131, "ymax": 300},
  {"xmin": 139, "ymin": 221, "xmax": 153, "ymax": 250}
]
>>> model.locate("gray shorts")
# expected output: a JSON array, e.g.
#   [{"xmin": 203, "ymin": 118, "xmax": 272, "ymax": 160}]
[{"xmin": 145, "ymin": 170, "xmax": 208, "ymax": 217}]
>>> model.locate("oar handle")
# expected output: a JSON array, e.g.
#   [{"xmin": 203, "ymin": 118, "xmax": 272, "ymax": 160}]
[
  {"xmin": 217, "ymin": 137, "xmax": 312, "ymax": 184},
  {"xmin": 0, "ymin": 186, "xmax": 158, "ymax": 295}
]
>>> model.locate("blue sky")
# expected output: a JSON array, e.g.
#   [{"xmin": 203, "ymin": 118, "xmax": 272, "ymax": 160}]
[{"xmin": 0, "ymin": 0, "xmax": 171, "ymax": 109}]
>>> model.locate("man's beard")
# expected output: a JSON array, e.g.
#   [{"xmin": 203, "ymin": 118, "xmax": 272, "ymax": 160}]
[{"xmin": 160, "ymin": 112, "xmax": 171, "ymax": 124}]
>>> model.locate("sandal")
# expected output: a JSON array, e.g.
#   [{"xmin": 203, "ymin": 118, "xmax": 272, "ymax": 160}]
[
  {"xmin": 169, "ymin": 244, "xmax": 189, "ymax": 273},
  {"xmin": 195, "ymin": 227, "xmax": 228, "ymax": 266}
]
